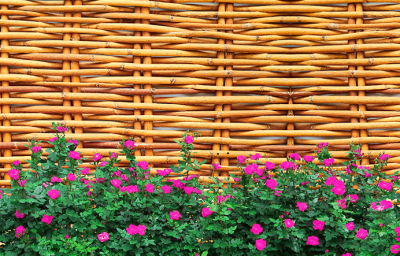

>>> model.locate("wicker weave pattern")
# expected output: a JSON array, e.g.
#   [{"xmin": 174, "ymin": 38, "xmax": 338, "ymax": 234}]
[{"xmin": 0, "ymin": 0, "xmax": 399, "ymax": 186}]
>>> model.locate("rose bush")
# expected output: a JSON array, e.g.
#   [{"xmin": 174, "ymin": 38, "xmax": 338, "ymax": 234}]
[{"xmin": 0, "ymin": 123, "xmax": 400, "ymax": 255}]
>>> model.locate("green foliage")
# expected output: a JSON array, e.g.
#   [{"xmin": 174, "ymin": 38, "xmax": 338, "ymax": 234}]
[{"xmin": 0, "ymin": 123, "xmax": 399, "ymax": 255}]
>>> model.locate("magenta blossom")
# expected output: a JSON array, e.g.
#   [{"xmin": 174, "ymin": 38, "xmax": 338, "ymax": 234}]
[
  {"xmin": 81, "ymin": 167, "xmax": 90, "ymax": 175},
  {"xmin": 356, "ymin": 228, "xmax": 368, "ymax": 240},
  {"xmin": 51, "ymin": 176, "xmax": 62, "ymax": 183},
  {"xmin": 65, "ymin": 234, "xmax": 69, "ymax": 239},
  {"xmin": 280, "ymin": 161, "xmax": 295, "ymax": 171},
  {"xmin": 41, "ymin": 214, "xmax": 54, "ymax": 225},
  {"xmin": 15, "ymin": 225, "xmax": 26, "ymax": 238},
  {"xmin": 266, "ymin": 178, "xmax": 278, "ymax": 190},
  {"xmin": 9, "ymin": 169, "xmax": 20, "ymax": 180},
  {"xmin": 161, "ymin": 185, "xmax": 171, "ymax": 194},
  {"xmin": 31, "ymin": 146, "xmax": 41, "ymax": 153},
  {"xmin": 255, "ymin": 239, "xmax": 266, "ymax": 251},
  {"xmin": 391, "ymin": 245, "xmax": 400, "ymax": 254},
  {"xmin": 325, "ymin": 176, "xmax": 337, "ymax": 186},
  {"xmin": 145, "ymin": 183, "xmax": 154, "ymax": 193},
  {"xmin": 184, "ymin": 135, "xmax": 194, "ymax": 144},
  {"xmin": 251, "ymin": 153, "xmax": 262, "ymax": 160},
  {"xmin": 306, "ymin": 236, "xmax": 319, "ymax": 245},
  {"xmin": 265, "ymin": 161, "xmax": 275, "ymax": 170},
  {"xmin": 49, "ymin": 137, "xmax": 57, "ymax": 143},
  {"xmin": 323, "ymin": 158, "xmax": 335, "ymax": 166},
  {"xmin": 157, "ymin": 168, "xmax": 172, "ymax": 176},
  {"xmin": 13, "ymin": 160, "xmax": 21, "ymax": 166},
  {"xmin": 237, "ymin": 155, "xmax": 247, "ymax": 164},
  {"xmin": 337, "ymin": 198, "xmax": 347, "ymax": 209},
  {"xmin": 126, "ymin": 185, "xmax": 139, "ymax": 193},
  {"xmin": 289, "ymin": 152, "xmax": 301, "ymax": 161},
  {"xmin": 47, "ymin": 189, "xmax": 60, "ymax": 200},
  {"xmin": 378, "ymin": 180, "xmax": 392, "ymax": 191},
  {"xmin": 137, "ymin": 161, "xmax": 148, "ymax": 170},
  {"xmin": 93, "ymin": 153, "xmax": 102, "ymax": 162},
  {"xmin": 318, "ymin": 142, "xmax": 329, "ymax": 148},
  {"xmin": 121, "ymin": 174, "xmax": 128, "ymax": 181},
  {"xmin": 250, "ymin": 224, "xmax": 263, "ymax": 235},
  {"xmin": 18, "ymin": 180, "xmax": 27, "ymax": 187},
  {"xmin": 313, "ymin": 220, "xmax": 325, "ymax": 231},
  {"xmin": 126, "ymin": 224, "xmax": 147, "ymax": 236},
  {"xmin": 67, "ymin": 173, "xmax": 76, "ymax": 182},
  {"xmin": 342, "ymin": 253, "xmax": 351, "ymax": 256},
  {"xmin": 109, "ymin": 152, "xmax": 118, "ymax": 160},
  {"xmin": 202, "ymin": 207, "xmax": 214, "ymax": 218},
  {"xmin": 110, "ymin": 179, "xmax": 122, "ymax": 188},
  {"xmin": 56, "ymin": 126, "xmax": 67, "ymax": 133},
  {"xmin": 395, "ymin": 226, "xmax": 400, "ymax": 236},
  {"xmin": 274, "ymin": 190, "xmax": 283, "ymax": 196},
  {"xmin": 285, "ymin": 219, "xmax": 295, "ymax": 228},
  {"xmin": 169, "ymin": 211, "xmax": 181, "ymax": 220},
  {"xmin": 97, "ymin": 232, "xmax": 109, "ymax": 242},
  {"xmin": 244, "ymin": 163, "xmax": 258, "ymax": 175},
  {"xmin": 379, "ymin": 153, "xmax": 391, "ymax": 161},
  {"xmin": 347, "ymin": 194, "xmax": 359, "ymax": 203},
  {"xmin": 297, "ymin": 202, "xmax": 308, "ymax": 212},
  {"xmin": 68, "ymin": 139, "xmax": 78, "ymax": 147},
  {"xmin": 124, "ymin": 140, "xmax": 135, "ymax": 149},
  {"xmin": 99, "ymin": 161, "xmax": 107, "ymax": 167},
  {"xmin": 68, "ymin": 151, "xmax": 80, "ymax": 160},
  {"xmin": 15, "ymin": 210, "xmax": 25, "ymax": 219},
  {"xmin": 345, "ymin": 222, "xmax": 354, "ymax": 231},
  {"xmin": 213, "ymin": 162, "xmax": 221, "ymax": 169},
  {"xmin": 303, "ymin": 155, "xmax": 314, "ymax": 163}
]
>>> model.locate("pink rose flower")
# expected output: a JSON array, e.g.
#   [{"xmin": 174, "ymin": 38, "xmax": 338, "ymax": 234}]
[
  {"xmin": 347, "ymin": 194, "xmax": 359, "ymax": 203},
  {"xmin": 41, "ymin": 214, "xmax": 54, "ymax": 225},
  {"xmin": 51, "ymin": 176, "xmax": 62, "ymax": 183},
  {"xmin": 356, "ymin": 228, "xmax": 368, "ymax": 240},
  {"xmin": 56, "ymin": 126, "xmax": 67, "ymax": 133},
  {"xmin": 391, "ymin": 245, "xmax": 400, "ymax": 254},
  {"xmin": 31, "ymin": 146, "xmax": 41, "ymax": 153},
  {"xmin": 184, "ymin": 135, "xmax": 194, "ymax": 144},
  {"xmin": 265, "ymin": 161, "xmax": 275, "ymax": 170},
  {"xmin": 65, "ymin": 234, "xmax": 69, "ymax": 239},
  {"xmin": 342, "ymin": 253, "xmax": 351, "ymax": 256},
  {"xmin": 9, "ymin": 169, "xmax": 19, "ymax": 180},
  {"xmin": 306, "ymin": 236, "xmax": 319, "ymax": 245},
  {"xmin": 378, "ymin": 180, "xmax": 392, "ymax": 191},
  {"xmin": 68, "ymin": 151, "xmax": 80, "ymax": 160},
  {"xmin": 67, "ymin": 173, "xmax": 76, "ymax": 181},
  {"xmin": 280, "ymin": 161, "xmax": 295, "ymax": 171},
  {"xmin": 97, "ymin": 232, "xmax": 109, "ymax": 242},
  {"xmin": 255, "ymin": 168, "xmax": 263, "ymax": 176},
  {"xmin": 202, "ymin": 207, "xmax": 214, "ymax": 218},
  {"xmin": 169, "ymin": 211, "xmax": 181, "ymax": 220},
  {"xmin": 323, "ymin": 158, "xmax": 335, "ymax": 166},
  {"xmin": 251, "ymin": 153, "xmax": 262, "ymax": 160},
  {"xmin": 337, "ymin": 198, "xmax": 347, "ymax": 209},
  {"xmin": 184, "ymin": 186, "xmax": 194, "ymax": 195},
  {"xmin": 126, "ymin": 185, "xmax": 139, "ymax": 193},
  {"xmin": 93, "ymin": 153, "xmax": 102, "ymax": 162},
  {"xmin": 124, "ymin": 140, "xmax": 135, "ymax": 149},
  {"xmin": 81, "ymin": 167, "xmax": 90, "ymax": 175},
  {"xmin": 145, "ymin": 183, "xmax": 154, "ymax": 193},
  {"xmin": 274, "ymin": 190, "xmax": 282, "ymax": 196},
  {"xmin": 364, "ymin": 170, "xmax": 371, "ymax": 178},
  {"xmin": 137, "ymin": 161, "xmax": 148, "ymax": 170},
  {"xmin": 110, "ymin": 179, "xmax": 122, "ymax": 188},
  {"xmin": 303, "ymin": 155, "xmax": 314, "ymax": 163},
  {"xmin": 15, "ymin": 210, "xmax": 25, "ymax": 219},
  {"xmin": 255, "ymin": 238, "xmax": 266, "ymax": 251},
  {"xmin": 237, "ymin": 155, "xmax": 247, "ymax": 164},
  {"xmin": 379, "ymin": 153, "xmax": 391, "ymax": 161},
  {"xmin": 161, "ymin": 185, "xmax": 171, "ymax": 194},
  {"xmin": 47, "ymin": 189, "xmax": 60, "ymax": 200},
  {"xmin": 325, "ymin": 176, "xmax": 337, "ymax": 186},
  {"xmin": 213, "ymin": 162, "xmax": 221, "ymax": 169},
  {"xmin": 395, "ymin": 226, "xmax": 400, "ymax": 236},
  {"xmin": 49, "ymin": 137, "xmax": 57, "ymax": 143},
  {"xmin": 109, "ymin": 152, "xmax": 118, "ymax": 160},
  {"xmin": 96, "ymin": 178, "xmax": 105, "ymax": 183},
  {"xmin": 289, "ymin": 152, "xmax": 301, "ymax": 161},
  {"xmin": 318, "ymin": 142, "xmax": 329, "ymax": 148},
  {"xmin": 266, "ymin": 178, "xmax": 278, "ymax": 190},
  {"xmin": 250, "ymin": 223, "xmax": 263, "ymax": 235},
  {"xmin": 120, "ymin": 174, "xmax": 128, "ymax": 181},
  {"xmin": 68, "ymin": 139, "xmax": 78, "ymax": 147},
  {"xmin": 15, "ymin": 225, "xmax": 26, "ymax": 238},
  {"xmin": 313, "ymin": 220, "xmax": 325, "ymax": 231},
  {"xmin": 297, "ymin": 202, "xmax": 308, "ymax": 212},
  {"xmin": 18, "ymin": 180, "xmax": 27, "ymax": 187},
  {"xmin": 13, "ymin": 160, "xmax": 21, "ymax": 166},
  {"xmin": 99, "ymin": 161, "xmax": 107, "ymax": 166},
  {"xmin": 244, "ymin": 163, "xmax": 258, "ymax": 175},
  {"xmin": 284, "ymin": 219, "xmax": 295, "ymax": 228}
]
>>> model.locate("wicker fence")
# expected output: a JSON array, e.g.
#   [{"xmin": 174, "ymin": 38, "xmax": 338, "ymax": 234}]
[{"xmin": 1, "ymin": 0, "xmax": 400, "ymax": 187}]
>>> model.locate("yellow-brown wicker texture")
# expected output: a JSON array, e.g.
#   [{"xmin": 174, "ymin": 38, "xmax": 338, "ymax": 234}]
[{"xmin": 1, "ymin": 0, "xmax": 400, "ymax": 187}]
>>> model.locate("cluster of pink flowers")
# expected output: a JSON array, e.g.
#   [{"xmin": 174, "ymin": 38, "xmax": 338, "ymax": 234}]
[
  {"xmin": 251, "ymin": 153, "xmax": 262, "ymax": 160},
  {"xmin": 56, "ymin": 126, "xmax": 68, "ymax": 133},
  {"xmin": 237, "ymin": 155, "xmax": 247, "ymax": 164},
  {"xmin": 157, "ymin": 168, "xmax": 172, "ymax": 176},
  {"xmin": 9, "ymin": 169, "xmax": 19, "ymax": 180},
  {"xmin": 68, "ymin": 139, "xmax": 78, "ymax": 147},
  {"xmin": 169, "ymin": 211, "xmax": 181, "ymax": 220},
  {"xmin": 15, "ymin": 210, "xmax": 25, "ymax": 219},
  {"xmin": 68, "ymin": 151, "xmax": 80, "ymax": 160},
  {"xmin": 31, "ymin": 146, "xmax": 41, "ymax": 153},
  {"xmin": 371, "ymin": 200, "xmax": 393, "ymax": 211},
  {"xmin": 280, "ymin": 161, "xmax": 296, "ymax": 171},
  {"xmin": 126, "ymin": 225, "xmax": 146, "ymax": 236},
  {"xmin": 201, "ymin": 207, "xmax": 214, "ymax": 218},
  {"xmin": 137, "ymin": 161, "xmax": 148, "ymax": 170},
  {"xmin": 124, "ymin": 140, "xmax": 135, "ymax": 149},
  {"xmin": 378, "ymin": 180, "xmax": 393, "ymax": 191},
  {"xmin": 244, "ymin": 163, "xmax": 258, "ymax": 175},
  {"xmin": 325, "ymin": 176, "xmax": 346, "ymax": 196}
]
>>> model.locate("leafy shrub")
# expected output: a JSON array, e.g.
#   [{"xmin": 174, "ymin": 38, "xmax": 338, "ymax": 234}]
[{"xmin": 1, "ymin": 123, "xmax": 400, "ymax": 255}]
